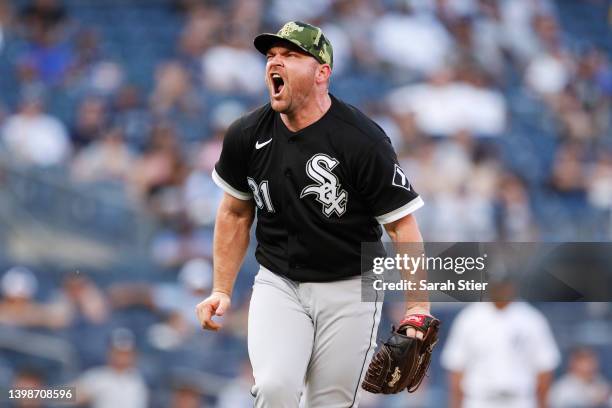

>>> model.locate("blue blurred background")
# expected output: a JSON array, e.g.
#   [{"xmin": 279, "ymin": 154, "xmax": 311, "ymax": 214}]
[{"xmin": 0, "ymin": 0, "xmax": 610, "ymax": 407}]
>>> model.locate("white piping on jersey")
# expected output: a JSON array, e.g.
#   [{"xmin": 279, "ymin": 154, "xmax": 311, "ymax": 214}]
[
  {"xmin": 375, "ymin": 196, "xmax": 424, "ymax": 225},
  {"xmin": 212, "ymin": 169, "xmax": 253, "ymax": 201}
]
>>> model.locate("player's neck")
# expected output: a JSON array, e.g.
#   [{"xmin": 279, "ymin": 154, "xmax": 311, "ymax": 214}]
[{"xmin": 281, "ymin": 93, "xmax": 332, "ymax": 132}]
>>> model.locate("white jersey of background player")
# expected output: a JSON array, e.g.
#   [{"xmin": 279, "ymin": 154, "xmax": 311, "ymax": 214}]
[{"xmin": 441, "ymin": 280, "xmax": 560, "ymax": 408}]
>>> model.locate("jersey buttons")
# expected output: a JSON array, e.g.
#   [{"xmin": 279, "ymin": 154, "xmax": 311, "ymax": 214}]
[{"xmin": 284, "ymin": 169, "xmax": 292, "ymax": 177}]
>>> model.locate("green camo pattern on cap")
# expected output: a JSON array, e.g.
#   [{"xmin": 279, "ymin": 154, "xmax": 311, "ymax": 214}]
[{"xmin": 256, "ymin": 21, "xmax": 333, "ymax": 68}]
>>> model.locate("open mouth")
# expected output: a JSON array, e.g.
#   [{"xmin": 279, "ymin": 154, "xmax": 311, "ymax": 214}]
[{"xmin": 271, "ymin": 73, "xmax": 285, "ymax": 96}]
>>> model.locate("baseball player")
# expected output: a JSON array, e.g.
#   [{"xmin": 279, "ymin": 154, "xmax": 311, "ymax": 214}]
[
  {"xmin": 441, "ymin": 279, "xmax": 560, "ymax": 408},
  {"xmin": 196, "ymin": 21, "xmax": 437, "ymax": 407}
]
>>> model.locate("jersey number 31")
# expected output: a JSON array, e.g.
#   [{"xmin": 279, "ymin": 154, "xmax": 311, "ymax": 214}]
[{"xmin": 247, "ymin": 177, "xmax": 275, "ymax": 213}]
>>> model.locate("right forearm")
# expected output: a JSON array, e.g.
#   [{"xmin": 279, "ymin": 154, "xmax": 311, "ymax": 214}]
[{"xmin": 212, "ymin": 209, "xmax": 252, "ymax": 296}]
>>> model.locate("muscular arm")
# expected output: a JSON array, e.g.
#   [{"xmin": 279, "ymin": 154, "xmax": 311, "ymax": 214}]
[
  {"xmin": 384, "ymin": 213, "xmax": 430, "ymax": 315},
  {"xmin": 213, "ymin": 192, "xmax": 255, "ymax": 295},
  {"xmin": 196, "ymin": 193, "xmax": 254, "ymax": 331}
]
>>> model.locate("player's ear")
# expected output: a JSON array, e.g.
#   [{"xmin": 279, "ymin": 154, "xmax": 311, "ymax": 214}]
[{"xmin": 316, "ymin": 64, "xmax": 332, "ymax": 85}]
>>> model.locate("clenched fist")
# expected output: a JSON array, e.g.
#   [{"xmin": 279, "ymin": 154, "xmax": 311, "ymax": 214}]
[{"xmin": 195, "ymin": 291, "xmax": 231, "ymax": 331}]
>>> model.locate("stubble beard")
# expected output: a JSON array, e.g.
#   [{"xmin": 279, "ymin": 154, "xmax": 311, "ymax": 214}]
[{"xmin": 270, "ymin": 92, "xmax": 291, "ymax": 114}]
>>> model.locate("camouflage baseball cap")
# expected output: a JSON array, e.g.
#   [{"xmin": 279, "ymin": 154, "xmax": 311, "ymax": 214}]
[{"xmin": 254, "ymin": 21, "xmax": 333, "ymax": 69}]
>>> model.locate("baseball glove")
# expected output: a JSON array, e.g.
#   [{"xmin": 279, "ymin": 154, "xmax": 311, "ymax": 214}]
[{"xmin": 362, "ymin": 314, "xmax": 440, "ymax": 394}]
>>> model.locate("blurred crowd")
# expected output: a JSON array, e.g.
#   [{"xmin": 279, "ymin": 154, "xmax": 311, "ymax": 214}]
[
  {"xmin": 0, "ymin": 261, "xmax": 254, "ymax": 407},
  {"xmin": 0, "ymin": 0, "xmax": 610, "ymax": 245},
  {"xmin": 0, "ymin": 0, "xmax": 611, "ymax": 407}
]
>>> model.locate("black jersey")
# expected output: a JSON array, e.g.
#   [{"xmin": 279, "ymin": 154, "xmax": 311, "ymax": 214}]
[{"xmin": 213, "ymin": 94, "xmax": 423, "ymax": 282}]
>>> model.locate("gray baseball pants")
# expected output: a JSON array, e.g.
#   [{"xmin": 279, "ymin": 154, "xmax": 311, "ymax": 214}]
[{"xmin": 248, "ymin": 266, "xmax": 382, "ymax": 408}]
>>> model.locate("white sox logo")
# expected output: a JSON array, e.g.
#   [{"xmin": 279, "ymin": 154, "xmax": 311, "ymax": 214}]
[{"xmin": 300, "ymin": 154, "xmax": 348, "ymax": 217}]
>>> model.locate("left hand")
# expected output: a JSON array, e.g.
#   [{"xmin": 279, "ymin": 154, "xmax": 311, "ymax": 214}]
[{"xmin": 402, "ymin": 306, "xmax": 432, "ymax": 339}]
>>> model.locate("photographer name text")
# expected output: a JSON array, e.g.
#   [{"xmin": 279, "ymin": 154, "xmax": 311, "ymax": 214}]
[{"xmin": 372, "ymin": 279, "xmax": 488, "ymax": 291}]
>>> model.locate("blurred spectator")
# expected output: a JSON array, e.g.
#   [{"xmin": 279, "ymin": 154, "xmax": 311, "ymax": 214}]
[
  {"xmin": 151, "ymin": 62, "xmax": 204, "ymax": 120},
  {"xmin": 402, "ymin": 133, "xmax": 499, "ymax": 240},
  {"xmin": 531, "ymin": 13, "xmax": 563, "ymax": 54},
  {"xmin": 550, "ymin": 143, "xmax": 587, "ymax": 196},
  {"xmin": 10, "ymin": 367, "xmax": 46, "ymax": 408},
  {"xmin": 73, "ymin": 328, "xmax": 148, "ymax": 408},
  {"xmin": 170, "ymin": 0, "xmax": 214, "ymax": 15},
  {"xmin": 130, "ymin": 123, "xmax": 189, "ymax": 210},
  {"xmin": 0, "ymin": 1, "xmax": 13, "ymax": 52},
  {"xmin": 150, "ymin": 61, "xmax": 205, "ymax": 142},
  {"xmin": 109, "ymin": 258, "xmax": 212, "ymax": 349},
  {"xmin": 69, "ymin": 28, "xmax": 102, "ymax": 77},
  {"xmin": 0, "ymin": 101, "xmax": 8, "ymax": 126},
  {"xmin": 201, "ymin": 31, "xmax": 265, "ymax": 95},
  {"xmin": 70, "ymin": 96, "xmax": 107, "ymax": 149},
  {"xmin": 498, "ymin": 0, "xmax": 556, "ymax": 63},
  {"xmin": 20, "ymin": 0, "xmax": 67, "ymax": 38},
  {"xmin": 52, "ymin": 273, "xmax": 112, "ymax": 368},
  {"xmin": 330, "ymin": 0, "xmax": 382, "ymax": 70},
  {"xmin": 426, "ymin": 190, "xmax": 497, "ymax": 241},
  {"xmin": 63, "ymin": 27, "xmax": 126, "ymax": 96},
  {"xmin": 554, "ymin": 89, "xmax": 598, "ymax": 142},
  {"xmin": 176, "ymin": 6, "xmax": 223, "ymax": 80},
  {"xmin": 587, "ymin": 149, "xmax": 612, "ymax": 211},
  {"xmin": 184, "ymin": 101, "xmax": 244, "ymax": 226},
  {"xmin": 17, "ymin": 0, "xmax": 72, "ymax": 87},
  {"xmin": 169, "ymin": 380, "xmax": 206, "ymax": 408},
  {"xmin": 0, "ymin": 266, "xmax": 71, "ymax": 329},
  {"xmin": 84, "ymin": 61, "xmax": 125, "ymax": 96},
  {"xmin": 371, "ymin": 5, "xmax": 452, "ymax": 75},
  {"xmin": 525, "ymin": 50, "xmax": 572, "ymax": 97},
  {"xmin": 270, "ymin": 0, "xmax": 329, "ymax": 24},
  {"xmin": 441, "ymin": 280, "xmax": 560, "ymax": 408},
  {"xmin": 398, "ymin": 138, "xmax": 439, "ymax": 195},
  {"xmin": 149, "ymin": 217, "xmax": 213, "ymax": 268},
  {"xmin": 183, "ymin": 167, "xmax": 223, "ymax": 226},
  {"xmin": 216, "ymin": 360, "xmax": 254, "ymax": 408},
  {"xmin": 469, "ymin": 0, "xmax": 507, "ymax": 80},
  {"xmin": 71, "ymin": 126, "xmax": 135, "ymax": 184},
  {"xmin": 228, "ymin": 0, "xmax": 263, "ymax": 42},
  {"xmin": 112, "ymin": 84, "xmax": 151, "ymax": 149},
  {"xmin": 55, "ymin": 273, "xmax": 109, "ymax": 325},
  {"xmin": 574, "ymin": 49, "xmax": 612, "ymax": 138},
  {"xmin": 495, "ymin": 172, "xmax": 538, "ymax": 240},
  {"xmin": 386, "ymin": 68, "xmax": 506, "ymax": 136},
  {"xmin": 530, "ymin": 48, "xmax": 612, "ymax": 145},
  {"xmin": 549, "ymin": 347, "xmax": 610, "ymax": 408},
  {"xmin": 1, "ymin": 92, "xmax": 71, "ymax": 167}
]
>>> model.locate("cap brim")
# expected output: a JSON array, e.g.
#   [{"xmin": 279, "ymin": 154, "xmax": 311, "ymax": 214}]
[{"xmin": 254, "ymin": 34, "xmax": 310, "ymax": 58}]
